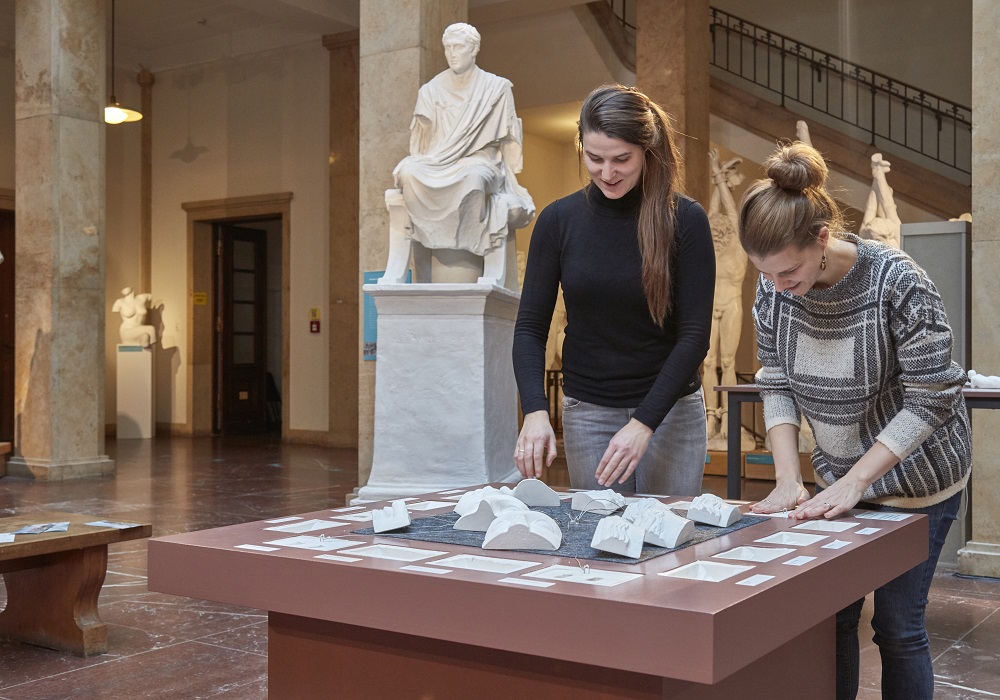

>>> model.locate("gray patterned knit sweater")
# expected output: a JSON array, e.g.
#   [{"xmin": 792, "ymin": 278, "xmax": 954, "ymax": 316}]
[{"xmin": 753, "ymin": 234, "xmax": 971, "ymax": 508}]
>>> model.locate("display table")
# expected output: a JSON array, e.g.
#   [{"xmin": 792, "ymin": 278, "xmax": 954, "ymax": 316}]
[
  {"xmin": 0, "ymin": 511, "xmax": 152, "ymax": 655},
  {"xmin": 148, "ymin": 487, "xmax": 927, "ymax": 699}
]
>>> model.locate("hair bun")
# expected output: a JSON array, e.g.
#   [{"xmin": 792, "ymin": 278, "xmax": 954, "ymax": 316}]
[{"xmin": 765, "ymin": 142, "xmax": 828, "ymax": 192}]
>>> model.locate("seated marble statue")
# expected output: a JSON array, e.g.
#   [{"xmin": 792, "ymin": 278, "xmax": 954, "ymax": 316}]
[
  {"xmin": 381, "ymin": 22, "xmax": 535, "ymax": 289},
  {"xmin": 112, "ymin": 286, "xmax": 157, "ymax": 347}
]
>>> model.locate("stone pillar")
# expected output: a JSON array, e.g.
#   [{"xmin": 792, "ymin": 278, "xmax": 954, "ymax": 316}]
[
  {"xmin": 636, "ymin": 0, "xmax": 711, "ymax": 208},
  {"xmin": 9, "ymin": 0, "xmax": 113, "ymax": 479},
  {"xmin": 356, "ymin": 0, "xmax": 466, "ymax": 494},
  {"xmin": 325, "ymin": 31, "xmax": 360, "ymax": 450},
  {"xmin": 958, "ymin": 0, "xmax": 1000, "ymax": 578}
]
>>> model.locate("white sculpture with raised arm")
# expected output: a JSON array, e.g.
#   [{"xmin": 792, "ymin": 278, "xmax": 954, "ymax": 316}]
[
  {"xmin": 380, "ymin": 22, "xmax": 535, "ymax": 290},
  {"xmin": 859, "ymin": 153, "xmax": 901, "ymax": 248},
  {"xmin": 112, "ymin": 287, "xmax": 157, "ymax": 347},
  {"xmin": 483, "ymin": 510, "xmax": 561, "ymax": 550},
  {"xmin": 703, "ymin": 148, "xmax": 752, "ymax": 447}
]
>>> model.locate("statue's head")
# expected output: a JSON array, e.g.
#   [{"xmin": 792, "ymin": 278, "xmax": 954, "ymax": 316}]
[{"xmin": 442, "ymin": 23, "xmax": 480, "ymax": 75}]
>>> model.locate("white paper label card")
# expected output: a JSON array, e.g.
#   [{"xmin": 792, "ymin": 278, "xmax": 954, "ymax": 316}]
[
  {"xmin": 236, "ymin": 544, "xmax": 280, "ymax": 552},
  {"xmin": 85, "ymin": 520, "xmax": 143, "ymax": 529},
  {"xmin": 315, "ymin": 554, "xmax": 362, "ymax": 563},
  {"xmin": 330, "ymin": 506, "xmax": 364, "ymax": 513},
  {"xmin": 783, "ymin": 556, "xmax": 817, "ymax": 566},
  {"xmin": 264, "ymin": 536, "xmax": 360, "ymax": 551},
  {"xmin": 0, "ymin": 533, "xmax": 15, "ymax": 543},
  {"xmin": 793, "ymin": 520, "xmax": 860, "ymax": 532},
  {"xmin": 500, "ymin": 577, "xmax": 555, "ymax": 588},
  {"xmin": 265, "ymin": 516, "xmax": 302, "ymax": 524},
  {"xmin": 822, "ymin": 540, "xmax": 852, "ymax": 550},
  {"xmin": 856, "ymin": 512, "xmax": 913, "ymax": 521},
  {"xmin": 401, "ymin": 565, "xmax": 452, "ymax": 574},
  {"xmin": 736, "ymin": 574, "xmax": 775, "ymax": 587},
  {"xmin": 856, "ymin": 527, "xmax": 881, "ymax": 535},
  {"xmin": 264, "ymin": 519, "xmax": 344, "ymax": 534},
  {"xmin": 525, "ymin": 565, "xmax": 642, "ymax": 587},
  {"xmin": 405, "ymin": 501, "xmax": 454, "ymax": 511}
]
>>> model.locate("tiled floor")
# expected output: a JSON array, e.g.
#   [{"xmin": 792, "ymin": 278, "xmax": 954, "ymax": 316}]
[{"xmin": 0, "ymin": 436, "xmax": 997, "ymax": 699}]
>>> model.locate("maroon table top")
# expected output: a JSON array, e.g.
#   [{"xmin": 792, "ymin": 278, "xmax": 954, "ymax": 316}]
[{"xmin": 148, "ymin": 487, "xmax": 927, "ymax": 684}]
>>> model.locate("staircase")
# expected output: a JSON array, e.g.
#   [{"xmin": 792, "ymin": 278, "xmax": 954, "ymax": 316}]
[{"xmin": 588, "ymin": 2, "xmax": 971, "ymax": 218}]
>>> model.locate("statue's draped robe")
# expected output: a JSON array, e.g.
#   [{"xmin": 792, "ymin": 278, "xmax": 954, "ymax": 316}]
[{"xmin": 393, "ymin": 67, "xmax": 535, "ymax": 256}]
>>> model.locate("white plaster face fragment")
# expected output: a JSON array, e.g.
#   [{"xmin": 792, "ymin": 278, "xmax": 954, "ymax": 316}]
[
  {"xmin": 590, "ymin": 515, "xmax": 645, "ymax": 559},
  {"xmin": 482, "ymin": 511, "xmax": 561, "ymax": 550},
  {"xmin": 687, "ymin": 494, "xmax": 742, "ymax": 528},
  {"xmin": 501, "ymin": 479, "xmax": 561, "ymax": 507},
  {"xmin": 454, "ymin": 494, "xmax": 528, "ymax": 532},
  {"xmin": 571, "ymin": 489, "xmax": 626, "ymax": 515},
  {"xmin": 372, "ymin": 500, "xmax": 411, "ymax": 533},
  {"xmin": 453, "ymin": 486, "xmax": 501, "ymax": 516},
  {"xmin": 623, "ymin": 499, "xmax": 695, "ymax": 548}
]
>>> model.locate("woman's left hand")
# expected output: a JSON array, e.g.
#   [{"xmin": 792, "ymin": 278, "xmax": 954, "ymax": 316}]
[
  {"xmin": 790, "ymin": 476, "xmax": 867, "ymax": 520},
  {"xmin": 595, "ymin": 419, "xmax": 653, "ymax": 486}
]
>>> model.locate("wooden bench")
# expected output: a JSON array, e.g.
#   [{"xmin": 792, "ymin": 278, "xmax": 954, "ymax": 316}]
[{"xmin": 0, "ymin": 511, "xmax": 152, "ymax": 656}]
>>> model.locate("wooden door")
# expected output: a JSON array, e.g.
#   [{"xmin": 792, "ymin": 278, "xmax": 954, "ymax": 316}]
[
  {"xmin": 214, "ymin": 225, "xmax": 267, "ymax": 434},
  {"xmin": 0, "ymin": 210, "xmax": 13, "ymax": 443}
]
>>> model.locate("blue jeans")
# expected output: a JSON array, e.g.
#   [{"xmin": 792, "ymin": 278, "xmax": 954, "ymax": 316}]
[
  {"xmin": 835, "ymin": 489, "xmax": 961, "ymax": 700},
  {"xmin": 560, "ymin": 388, "xmax": 707, "ymax": 496}
]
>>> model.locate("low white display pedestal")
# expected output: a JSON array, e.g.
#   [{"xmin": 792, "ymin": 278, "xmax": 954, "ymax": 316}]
[
  {"xmin": 357, "ymin": 284, "xmax": 520, "ymax": 502},
  {"xmin": 117, "ymin": 345, "xmax": 155, "ymax": 439}
]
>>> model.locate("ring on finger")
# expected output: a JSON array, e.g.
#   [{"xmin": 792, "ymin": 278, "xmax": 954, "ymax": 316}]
[{"xmin": 822, "ymin": 501, "xmax": 832, "ymax": 508}]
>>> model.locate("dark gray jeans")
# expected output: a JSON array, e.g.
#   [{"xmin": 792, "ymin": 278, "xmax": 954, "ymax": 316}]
[{"xmin": 561, "ymin": 388, "xmax": 707, "ymax": 496}]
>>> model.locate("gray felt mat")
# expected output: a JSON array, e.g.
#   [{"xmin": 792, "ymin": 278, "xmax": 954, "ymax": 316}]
[{"xmin": 352, "ymin": 501, "xmax": 769, "ymax": 564}]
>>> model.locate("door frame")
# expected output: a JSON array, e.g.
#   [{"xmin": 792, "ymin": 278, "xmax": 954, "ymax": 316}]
[
  {"xmin": 182, "ymin": 192, "xmax": 291, "ymax": 436},
  {"xmin": 0, "ymin": 189, "xmax": 14, "ymax": 446}
]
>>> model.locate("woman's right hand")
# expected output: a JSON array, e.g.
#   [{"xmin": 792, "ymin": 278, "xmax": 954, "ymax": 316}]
[
  {"xmin": 515, "ymin": 411, "xmax": 557, "ymax": 479},
  {"xmin": 750, "ymin": 479, "xmax": 810, "ymax": 514}
]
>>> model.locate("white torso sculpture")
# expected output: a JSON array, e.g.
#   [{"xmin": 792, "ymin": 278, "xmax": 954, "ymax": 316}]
[
  {"xmin": 703, "ymin": 149, "xmax": 748, "ymax": 440},
  {"xmin": 380, "ymin": 23, "xmax": 535, "ymax": 290},
  {"xmin": 112, "ymin": 287, "xmax": 156, "ymax": 347},
  {"xmin": 859, "ymin": 153, "xmax": 901, "ymax": 248}
]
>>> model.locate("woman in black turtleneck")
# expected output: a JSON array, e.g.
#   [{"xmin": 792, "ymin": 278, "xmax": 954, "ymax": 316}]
[{"xmin": 512, "ymin": 84, "xmax": 715, "ymax": 496}]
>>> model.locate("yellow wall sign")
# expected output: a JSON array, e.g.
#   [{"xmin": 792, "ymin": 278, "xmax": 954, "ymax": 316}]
[
  {"xmin": 310, "ymin": 308, "xmax": 321, "ymax": 320},
  {"xmin": 193, "ymin": 292, "xmax": 208, "ymax": 306}
]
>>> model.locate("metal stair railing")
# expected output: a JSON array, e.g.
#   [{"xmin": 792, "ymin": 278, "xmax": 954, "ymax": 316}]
[{"xmin": 708, "ymin": 7, "xmax": 971, "ymax": 176}]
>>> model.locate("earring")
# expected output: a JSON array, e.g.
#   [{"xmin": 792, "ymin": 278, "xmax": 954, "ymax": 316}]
[{"xmin": 820, "ymin": 252, "xmax": 827, "ymax": 271}]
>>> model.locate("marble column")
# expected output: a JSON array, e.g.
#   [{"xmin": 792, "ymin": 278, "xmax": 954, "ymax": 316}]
[
  {"xmin": 636, "ymin": 0, "xmax": 711, "ymax": 208},
  {"xmin": 325, "ymin": 30, "xmax": 360, "ymax": 449},
  {"xmin": 958, "ymin": 0, "xmax": 1000, "ymax": 578},
  {"xmin": 356, "ymin": 0, "xmax": 466, "ymax": 494},
  {"xmin": 9, "ymin": 0, "xmax": 113, "ymax": 479}
]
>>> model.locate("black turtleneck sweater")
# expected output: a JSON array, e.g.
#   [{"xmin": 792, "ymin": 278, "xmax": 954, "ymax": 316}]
[{"xmin": 513, "ymin": 184, "xmax": 715, "ymax": 429}]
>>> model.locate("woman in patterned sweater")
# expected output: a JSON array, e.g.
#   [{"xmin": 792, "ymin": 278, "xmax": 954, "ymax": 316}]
[{"xmin": 738, "ymin": 142, "xmax": 970, "ymax": 700}]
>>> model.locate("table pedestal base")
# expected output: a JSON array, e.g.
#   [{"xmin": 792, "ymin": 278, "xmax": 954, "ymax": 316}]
[
  {"xmin": 0, "ymin": 546, "xmax": 109, "ymax": 656},
  {"xmin": 269, "ymin": 613, "xmax": 834, "ymax": 699}
]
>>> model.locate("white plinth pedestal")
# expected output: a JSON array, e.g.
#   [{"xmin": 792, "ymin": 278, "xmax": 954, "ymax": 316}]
[
  {"xmin": 117, "ymin": 345, "xmax": 155, "ymax": 439},
  {"xmin": 357, "ymin": 283, "xmax": 520, "ymax": 502}
]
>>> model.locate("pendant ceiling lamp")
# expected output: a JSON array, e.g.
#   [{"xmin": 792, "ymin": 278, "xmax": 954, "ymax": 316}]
[{"xmin": 104, "ymin": 0, "xmax": 142, "ymax": 124}]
